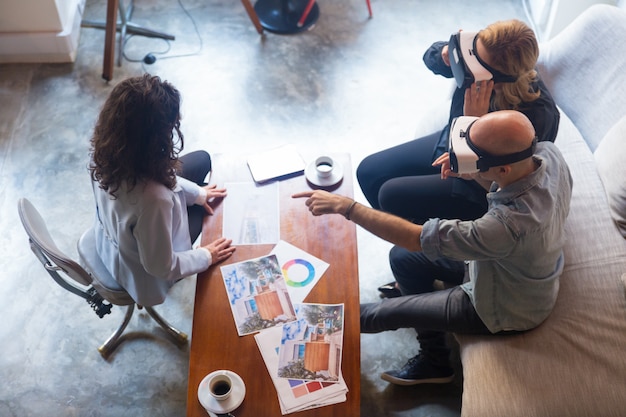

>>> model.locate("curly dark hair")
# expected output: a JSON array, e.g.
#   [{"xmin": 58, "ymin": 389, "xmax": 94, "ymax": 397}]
[{"xmin": 89, "ymin": 74, "xmax": 184, "ymax": 196}]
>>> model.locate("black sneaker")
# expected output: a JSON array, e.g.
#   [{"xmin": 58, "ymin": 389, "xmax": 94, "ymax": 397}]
[
  {"xmin": 377, "ymin": 281, "xmax": 402, "ymax": 298},
  {"xmin": 381, "ymin": 354, "xmax": 454, "ymax": 385}
]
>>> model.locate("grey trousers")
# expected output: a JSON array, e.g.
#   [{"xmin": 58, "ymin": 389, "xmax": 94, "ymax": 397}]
[
  {"xmin": 362, "ymin": 245, "xmax": 500, "ymax": 366},
  {"xmin": 360, "ymin": 286, "xmax": 491, "ymax": 335},
  {"xmin": 360, "ymin": 286, "xmax": 493, "ymax": 366}
]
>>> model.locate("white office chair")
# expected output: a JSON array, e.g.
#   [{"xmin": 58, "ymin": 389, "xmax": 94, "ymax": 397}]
[{"xmin": 17, "ymin": 198, "xmax": 188, "ymax": 359}]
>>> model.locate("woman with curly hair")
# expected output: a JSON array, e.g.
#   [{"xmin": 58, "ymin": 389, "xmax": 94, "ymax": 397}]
[
  {"xmin": 355, "ymin": 20, "xmax": 560, "ymax": 298},
  {"xmin": 89, "ymin": 74, "xmax": 235, "ymax": 306}
]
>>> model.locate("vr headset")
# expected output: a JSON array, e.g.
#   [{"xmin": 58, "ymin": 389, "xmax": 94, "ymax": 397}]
[
  {"xmin": 448, "ymin": 31, "xmax": 517, "ymax": 89},
  {"xmin": 448, "ymin": 116, "xmax": 537, "ymax": 174}
]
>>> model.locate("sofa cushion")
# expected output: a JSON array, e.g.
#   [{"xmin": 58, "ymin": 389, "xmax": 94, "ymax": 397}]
[
  {"xmin": 457, "ymin": 109, "xmax": 626, "ymax": 417},
  {"xmin": 537, "ymin": 5, "xmax": 626, "ymax": 152},
  {"xmin": 553, "ymin": 109, "xmax": 626, "ymax": 265},
  {"xmin": 594, "ymin": 115, "xmax": 626, "ymax": 238},
  {"xmin": 458, "ymin": 262, "xmax": 626, "ymax": 417}
]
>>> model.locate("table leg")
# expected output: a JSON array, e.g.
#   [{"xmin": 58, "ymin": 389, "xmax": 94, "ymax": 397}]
[
  {"xmin": 240, "ymin": 0, "xmax": 264, "ymax": 35},
  {"xmin": 102, "ymin": 0, "xmax": 119, "ymax": 81}
]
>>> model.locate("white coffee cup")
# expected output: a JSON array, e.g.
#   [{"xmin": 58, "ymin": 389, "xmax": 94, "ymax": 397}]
[
  {"xmin": 208, "ymin": 371, "xmax": 232, "ymax": 401},
  {"xmin": 315, "ymin": 156, "xmax": 334, "ymax": 178}
]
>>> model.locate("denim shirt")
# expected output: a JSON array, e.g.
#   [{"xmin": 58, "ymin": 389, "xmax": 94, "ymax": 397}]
[
  {"xmin": 92, "ymin": 176, "xmax": 210, "ymax": 306},
  {"xmin": 421, "ymin": 142, "xmax": 573, "ymax": 332}
]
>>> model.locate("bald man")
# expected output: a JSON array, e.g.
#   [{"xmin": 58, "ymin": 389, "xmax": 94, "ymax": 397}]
[{"xmin": 293, "ymin": 110, "xmax": 572, "ymax": 386}]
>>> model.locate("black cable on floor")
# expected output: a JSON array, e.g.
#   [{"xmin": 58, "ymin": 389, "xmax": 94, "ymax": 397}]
[{"xmin": 121, "ymin": 0, "xmax": 203, "ymax": 68}]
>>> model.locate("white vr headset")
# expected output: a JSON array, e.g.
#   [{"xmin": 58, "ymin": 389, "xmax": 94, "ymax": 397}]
[
  {"xmin": 448, "ymin": 116, "xmax": 537, "ymax": 174},
  {"xmin": 448, "ymin": 31, "xmax": 517, "ymax": 89}
]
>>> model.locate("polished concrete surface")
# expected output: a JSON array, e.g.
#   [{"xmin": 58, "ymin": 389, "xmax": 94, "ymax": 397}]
[{"xmin": 0, "ymin": 0, "xmax": 527, "ymax": 415}]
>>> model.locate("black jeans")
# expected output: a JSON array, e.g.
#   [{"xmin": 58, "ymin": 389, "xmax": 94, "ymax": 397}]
[
  {"xmin": 178, "ymin": 150, "xmax": 212, "ymax": 244},
  {"xmin": 356, "ymin": 131, "xmax": 487, "ymax": 224}
]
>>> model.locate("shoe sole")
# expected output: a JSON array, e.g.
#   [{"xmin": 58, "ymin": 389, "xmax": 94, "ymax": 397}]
[
  {"xmin": 380, "ymin": 372, "xmax": 455, "ymax": 386},
  {"xmin": 378, "ymin": 290, "xmax": 402, "ymax": 298}
]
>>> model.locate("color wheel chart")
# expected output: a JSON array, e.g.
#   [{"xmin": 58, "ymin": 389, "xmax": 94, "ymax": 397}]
[
  {"xmin": 271, "ymin": 240, "xmax": 329, "ymax": 304},
  {"xmin": 282, "ymin": 259, "xmax": 315, "ymax": 287}
]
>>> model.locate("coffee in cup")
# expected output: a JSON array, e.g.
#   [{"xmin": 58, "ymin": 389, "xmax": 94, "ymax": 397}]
[{"xmin": 209, "ymin": 372, "xmax": 232, "ymax": 401}]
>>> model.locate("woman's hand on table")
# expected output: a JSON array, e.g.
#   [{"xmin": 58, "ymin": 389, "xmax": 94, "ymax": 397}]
[
  {"xmin": 202, "ymin": 184, "xmax": 228, "ymax": 215},
  {"xmin": 202, "ymin": 237, "xmax": 235, "ymax": 265}
]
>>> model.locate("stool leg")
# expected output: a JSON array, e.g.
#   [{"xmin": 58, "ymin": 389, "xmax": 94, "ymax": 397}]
[
  {"xmin": 298, "ymin": 0, "xmax": 317, "ymax": 28},
  {"xmin": 366, "ymin": 0, "xmax": 372, "ymax": 18},
  {"xmin": 98, "ymin": 304, "xmax": 134, "ymax": 359},
  {"xmin": 145, "ymin": 306, "xmax": 188, "ymax": 345}
]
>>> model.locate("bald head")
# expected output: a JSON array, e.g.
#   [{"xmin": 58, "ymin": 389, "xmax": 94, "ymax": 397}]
[{"xmin": 471, "ymin": 110, "xmax": 536, "ymax": 157}]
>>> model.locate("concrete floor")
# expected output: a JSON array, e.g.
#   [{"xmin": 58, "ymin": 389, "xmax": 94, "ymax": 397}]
[{"xmin": 0, "ymin": 0, "xmax": 528, "ymax": 415}]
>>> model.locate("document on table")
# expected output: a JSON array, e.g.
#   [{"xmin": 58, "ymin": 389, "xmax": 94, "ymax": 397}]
[
  {"xmin": 255, "ymin": 325, "xmax": 348, "ymax": 415},
  {"xmin": 222, "ymin": 181, "xmax": 280, "ymax": 245}
]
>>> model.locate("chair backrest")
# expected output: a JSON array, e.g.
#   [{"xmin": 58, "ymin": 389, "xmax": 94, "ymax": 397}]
[
  {"xmin": 18, "ymin": 197, "xmax": 135, "ymax": 307},
  {"xmin": 18, "ymin": 198, "xmax": 93, "ymax": 288}
]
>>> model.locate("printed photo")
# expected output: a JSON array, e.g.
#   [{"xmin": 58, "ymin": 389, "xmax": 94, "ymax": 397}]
[
  {"xmin": 277, "ymin": 303, "xmax": 344, "ymax": 382},
  {"xmin": 221, "ymin": 254, "xmax": 297, "ymax": 336}
]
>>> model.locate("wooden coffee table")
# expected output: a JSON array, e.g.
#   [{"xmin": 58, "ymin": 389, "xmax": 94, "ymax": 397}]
[{"xmin": 186, "ymin": 153, "xmax": 360, "ymax": 417}]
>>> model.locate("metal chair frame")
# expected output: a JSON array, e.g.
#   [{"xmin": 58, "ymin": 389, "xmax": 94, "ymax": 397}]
[
  {"xmin": 18, "ymin": 198, "xmax": 188, "ymax": 360},
  {"xmin": 82, "ymin": 0, "xmax": 176, "ymax": 67}
]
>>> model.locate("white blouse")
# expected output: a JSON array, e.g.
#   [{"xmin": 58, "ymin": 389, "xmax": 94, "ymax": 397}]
[{"xmin": 91, "ymin": 176, "xmax": 211, "ymax": 306}]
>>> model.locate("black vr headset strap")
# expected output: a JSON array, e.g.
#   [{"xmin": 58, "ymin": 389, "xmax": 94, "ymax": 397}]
[
  {"xmin": 471, "ymin": 36, "xmax": 518, "ymax": 84},
  {"xmin": 465, "ymin": 131, "xmax": 537, "ymax": 171}
]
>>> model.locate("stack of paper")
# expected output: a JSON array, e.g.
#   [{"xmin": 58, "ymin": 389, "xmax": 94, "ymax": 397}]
[
  {"xmin": 220, "ymin": 240, "xmax": 347, "ymax": 413},
  {"xmin": 255, "ymin": 324, "xmax": 348, "ymax": 414}
]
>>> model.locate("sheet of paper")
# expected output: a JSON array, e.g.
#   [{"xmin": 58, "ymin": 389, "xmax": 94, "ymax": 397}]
[
  {"xmin": 222, "ymin": 181, "xmax": 279, "ymax": 245},
  {"xmin": 220, "ymin": 254, "xmax": 297, "ymax": 336},
  {"xmin": 270, "ymin": 240, "xmax": 329, "ymax": 305}
]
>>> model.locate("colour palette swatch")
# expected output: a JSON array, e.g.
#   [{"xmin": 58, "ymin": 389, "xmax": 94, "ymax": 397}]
[{"xmin": 288, "ymin": 379, "xmax": 336, "ymax": 398}]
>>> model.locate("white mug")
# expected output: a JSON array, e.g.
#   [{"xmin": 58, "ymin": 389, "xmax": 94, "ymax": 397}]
[{"xmin": 315, "ymin": 156, "xmax": 334, "ymax": 178}]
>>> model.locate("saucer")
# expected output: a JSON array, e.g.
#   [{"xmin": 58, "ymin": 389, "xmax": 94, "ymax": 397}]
[
  {"xmin": 198, "ymin": 370, "xmax": 246, "ymax": 414},
  {"xmin": 305, "ymin": 159, "xmax": 344, "ymax": 187}
]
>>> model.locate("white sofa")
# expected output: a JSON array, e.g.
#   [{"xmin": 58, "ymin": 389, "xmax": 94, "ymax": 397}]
[{"xmin": 455, "ymin": 5, "xmax": 626, "ymax": 416}]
